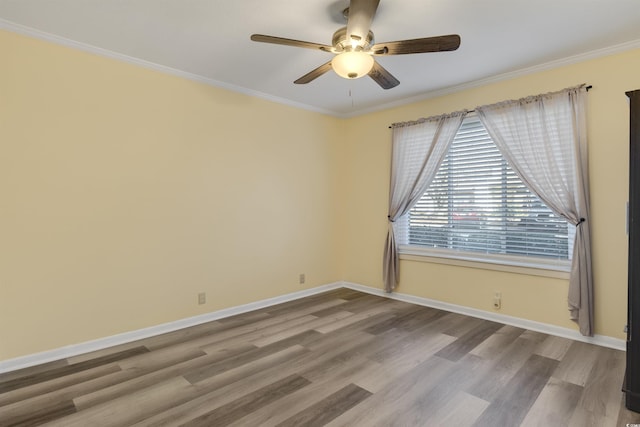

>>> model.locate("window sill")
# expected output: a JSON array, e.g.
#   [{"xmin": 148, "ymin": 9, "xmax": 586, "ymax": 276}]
[{"xmin": 398, "ymin": 245, "xmax": 571, "ymax": 279}]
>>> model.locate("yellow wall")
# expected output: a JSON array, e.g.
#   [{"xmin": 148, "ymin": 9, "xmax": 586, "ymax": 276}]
[
  {"xmin": 0, "ymin": 30, "xmax": 343, "ymax": 359},
  {"xmin": 342, "ymin": 48, "xmax": 640, "ymax": 339},
  {"xmin": 1, "ymin": 27, "xmax": 638, "ymax": 361}
]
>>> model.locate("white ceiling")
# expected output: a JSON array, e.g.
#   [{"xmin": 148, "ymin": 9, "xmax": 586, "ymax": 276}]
[{"xmin": 1, "ymin": 0, "xmax": 640, "ymax": 117}]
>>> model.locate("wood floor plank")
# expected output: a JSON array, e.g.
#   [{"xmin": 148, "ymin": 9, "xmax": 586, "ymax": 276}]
[
  {"xmin": 215, "ymin": 309, "xmax": 272, "ymax": 326},
  {"xmin": 519, "ymin": 377, "xmax": 583, "ymax": 427},
  {"xmin": 355, "ymin": 332, "xmax": 456, "ymax": 393},
  {"xmin": 313, "ymin": 303, "xmax": 399, "ymax": 334},
  {"xmin": 1, "ymin": 345, "xmax": 208, "ymax": 420},
  {"xmin": 466, "ymin": 332, "xmax": 548, "ymax": 402},
  {"xmin": 151, "ymin": 298, "xmax": 341, "ymax": 355},
  {"xmin": 616, "ymin": 396, "xmax": 640, "ymax": 426},
  {"xmin": 568, "ymin": 345, "xmax": 626, "ymax": 425},
  {"xmin": 0, "ymin": 346, "xmax": 148, "ymax": 394},
  {"xmin": 190, "ymin": 345, "xmax": 311, "ymax": 397},
  {"xmin": 533, "ymin": 334, "xmax": 573, "ymax": 361},
  {"xmin": 380, "ymin": 353, "xmax": 491, "ymax": 426},
  {"xmin": 0, "ymin": 397, "xmax": 76, "ymax": 427},
  {"xmin": 174, "ymin": 333, "xmax": 375, "ymax": 426},
  {"xmin": 128, "ymin": 320, "xmax": 229, "ymax": 352},
  {"xmin": 201, "ymin": 329, "xmax": 322, "ymax": 359},
  {"xmin": 131, "ymin": 346, "xmax": 311, "ymax": 427},
  {"xmin": 45, "ymin": 376, "xmax": 194, "ymax": 427},
  {"xmin": 183, "ymin": 332, "xmax": 307, "ymax": 383},
  {"xmin": 65, "ymin": 339, "xmax": 172, "ymax": 365},
  {"xmin": 441, "ymin": 313, "xmax": 488, "ymax": 338},
  {"xmin": 250, "ymin": 310, "xmax": 353, "ymax": 347},
  {"xmin": 323, "ymin": 294, "xmax": 389, "ymax": 314},
  {"xmin": 469, "ymin": 324, "xmax": 525, "ymax": 359},
  {"xmin": 73, "ymin": 348, "xmax": 207, "ymax": 410},
  {"xmin": 552, "ymin": 341, "xmax": 601, "ymax": 386},
  {"xmin": 189, "ymin": 314, "xmax": 319, "ymax": 354},
  {"xmin": 361, "ymin": 303, "xmax": 430, "ymax": 335},
  {"xmin": 395, "ymin": 306, "xmax": 451, "ymax": 332},
  {"xmin": 327, "ymin": 288, "xmax": 370, "ymax": 301},
  {"xmin": 435, "ymin": 319, "xmax": 504, "ymax": 362},
  {"xmin": 276, "ymin": 383, "xmax": 372, "ymax": 427},
  {"xmin": 403, "ymin": 310, "xmax": 468, "ymax": 337},
  {"xmin": 0, "ymin": 359, "xmax": 69, "ymax": 384},
  {"xmin": 568, "ymin": 405, "xmax": 618, "ymax": 427},
  {"xmin": 226, "ymin": 357, "xmax": 379, "ymax": 427},
  {"xmin": 422, "ymin": 391, "xmax": 490, "ymax": 427},
  {"xmin": 186, "ymin": 330, "xmax": 320, "ymax": 383},
  {"xmin": 70, "ymin": 341, "xmax": 250, "ymax": 412},
  {"xmin": 2, "ymin": 341, "xmax": 271, "ymax": 423},
  {"xmin": 471, "ymin": 354, "xmax": 559, "ymax": 427},
  {"xmin": 289, "ymin": 333, "xmax": 378, "ymax": 384},
  {"xmin": 302, "ymin": 328, "xmax": 375, "ymax": 353},
  {"xmin": 366, "ymin": 304, "xmax": 447, "ymax": 335},
  {"xmin": 325, "ymin": 355, "xmax": 456, "ymax": 427},
  {"xmin": 368, "ymin": 326, "xmax": 449, "ymax": 364},
  {"xmin": 310, "ymin": 294, "xmax": 394, "ymax": 318},
  {"xmin": 0, "ymin": 365, "xmax": 129, "ymax": 425},
  {"xmin": 181, "ymin": 374, "xmax": 311, "ymax": 426},
  {"xmin": 0, "ymin": 288, "xmax": 632, "ymax": 427},
  {"xmin": 351, "ymin": 327, "xmax": 416, "ymax": 361},
  {"xmin": 0, "ymin": 363, "xmax": 121, "ymax": 407},
  {"xmin": 262, "ymin": 294, "xmax": 348, "ymax": 318}
]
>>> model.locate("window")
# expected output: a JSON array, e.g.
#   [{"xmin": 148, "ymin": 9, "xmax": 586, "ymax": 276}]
[{"xmin": 397, "ymin": 115, "xmax": 573, "ymax": 270}]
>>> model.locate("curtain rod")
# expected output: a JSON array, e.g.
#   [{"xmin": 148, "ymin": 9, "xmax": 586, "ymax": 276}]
[{"xmin": 388, "ymin": 85, "xmax": 592, "ymax": 129}]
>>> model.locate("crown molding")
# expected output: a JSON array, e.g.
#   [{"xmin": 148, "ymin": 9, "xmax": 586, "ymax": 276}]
[
  {"xmin": 2, "ymin": 18, "xmax": 640, "ymax": 119},
  {"xmin": 0, "ymin": 19, "xmax": 337, "ymax": 117},
  {"xmin": 344, "ymin": 38, "xmax": 640, "ymax": 118}
]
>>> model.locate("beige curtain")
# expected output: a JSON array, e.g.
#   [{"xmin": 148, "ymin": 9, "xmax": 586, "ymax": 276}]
[
  {"xmin": 476, "ymin": 85, "xmax": 593, "ymax": 335},
  {"xmin": 383, "ymin": 111, "xmax": 467, "ymax": 292}
]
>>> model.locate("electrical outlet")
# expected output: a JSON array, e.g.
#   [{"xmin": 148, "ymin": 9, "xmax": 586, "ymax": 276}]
[
  {"xmin": 198, "ymin": 292, "xmax": 206, "ymax": 305},
  {"xmin": 299, "ymin": 273, "xmax": 305, "ymax": 284},
  {"xmin": 493, "ymin": 292, "xmax": 501, "ymax": 310}
]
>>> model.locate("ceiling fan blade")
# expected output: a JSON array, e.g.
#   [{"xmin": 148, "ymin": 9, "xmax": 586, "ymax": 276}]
[
  {"xmin": 368, "ymin": 60, "xmax": 399, "ymax": 89},
  {"xmin": 346, "ymin": 0, "xmax": 380, "ymax": 46},
  {"xmin": 251, "ymin": 34, "xmax": 334, "ymax": 53},
  {"xmin": 294, "ymin": 61, "xmax": 334, "ymax": 84},
  {"xmin": 371, "ymin": 34, "xmax": 461, "ymax": 55}
]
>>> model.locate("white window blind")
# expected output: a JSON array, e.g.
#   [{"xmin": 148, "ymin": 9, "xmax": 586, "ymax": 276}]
[{"xmin": 401, "ymin": 116, "xmax": 573, "ymax": 263}]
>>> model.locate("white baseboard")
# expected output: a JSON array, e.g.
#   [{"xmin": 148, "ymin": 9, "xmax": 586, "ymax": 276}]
[
  {"xmin": 0, "ymin": 280, "xmax": 624, "ymax": 374},
  {"xmin": 340, "ymin": 281, "xmax": 626, "ymax": 351},
  {"xmin": 0, "ymin": 282, "xmax": 343, "ymax": 374}
]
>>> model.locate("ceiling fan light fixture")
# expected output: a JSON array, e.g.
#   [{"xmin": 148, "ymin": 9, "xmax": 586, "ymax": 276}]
[
  {"xmin": 251, "ymin": 0, "xmax": 460, "ymax": 89},
  {"xmin": 331, "ymin": 51, "xmax": 374, "ymax": 79}
]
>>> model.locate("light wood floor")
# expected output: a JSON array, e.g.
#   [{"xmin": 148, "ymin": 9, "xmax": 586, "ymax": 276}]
[{"xmin": 1, "ymin": 288, "xmax": 639, "ymax": 426}]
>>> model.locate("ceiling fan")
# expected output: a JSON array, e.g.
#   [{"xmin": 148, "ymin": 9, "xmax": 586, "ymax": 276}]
[{"xmin": 250, "ymin": 0, "xmax": 460, "ymax": 89}]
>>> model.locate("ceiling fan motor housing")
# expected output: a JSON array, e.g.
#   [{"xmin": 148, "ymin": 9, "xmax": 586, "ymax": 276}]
[{"xmin": 332, "ymin": 27, "xmax": 374, "ymax": 51}]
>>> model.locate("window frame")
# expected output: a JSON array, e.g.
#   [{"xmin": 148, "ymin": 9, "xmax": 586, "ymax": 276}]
[{"xmin": 396, "ymin": 114, "xmax": 573, "ymax": 276}]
